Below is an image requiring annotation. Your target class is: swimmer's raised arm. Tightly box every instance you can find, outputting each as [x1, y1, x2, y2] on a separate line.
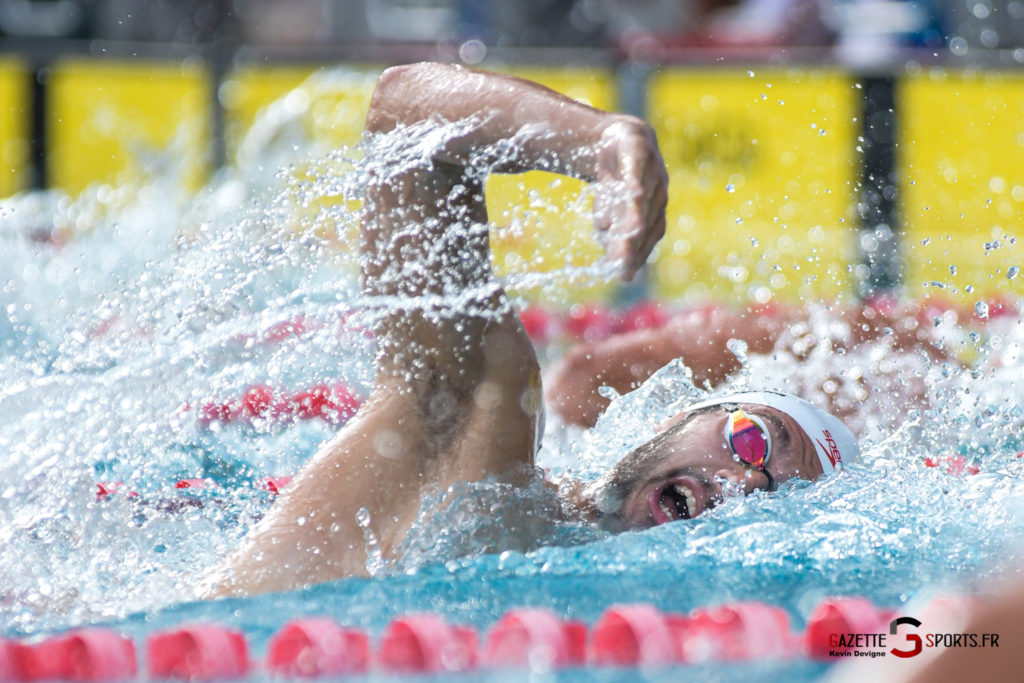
[360, 61, 667, 430]
[364, 62, 668, 280]
[198, 64, 668, 598]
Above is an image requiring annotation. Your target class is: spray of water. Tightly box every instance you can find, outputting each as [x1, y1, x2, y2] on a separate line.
[2, 66, 1024, 638]
[0, 67, 606, 632]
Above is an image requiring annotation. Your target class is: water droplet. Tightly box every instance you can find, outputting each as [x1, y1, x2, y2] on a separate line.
[950, 36, 969, 56]
[726, 183, 735, 193]
[921, 237, 931, 246]
[980, 29, 999, 48]
[1009, 266, 1020, 280]
[458, 38, 487, 64]
[356, 507, 385, 575]
[975, 301, 990, 319]
[736, 217, 743, 224]
[750, 236, 759, 247]
[726, 338, 749, 359]
[949, 265, 957, 275]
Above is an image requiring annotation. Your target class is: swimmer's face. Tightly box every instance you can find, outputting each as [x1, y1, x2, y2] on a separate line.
[598, 403, 824, 529]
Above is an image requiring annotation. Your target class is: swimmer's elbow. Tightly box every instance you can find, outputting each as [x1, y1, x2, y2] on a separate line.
[366, 62, 456, 134]
[365, 65, 408, 134]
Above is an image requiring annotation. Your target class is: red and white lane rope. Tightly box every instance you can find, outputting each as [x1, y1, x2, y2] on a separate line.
[0, 595, 979, 679]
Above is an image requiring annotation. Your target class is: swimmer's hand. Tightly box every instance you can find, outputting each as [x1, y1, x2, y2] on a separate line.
[593, 119, 668, 281]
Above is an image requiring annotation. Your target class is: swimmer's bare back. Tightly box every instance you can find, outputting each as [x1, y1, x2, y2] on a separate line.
[197, 62, 668, 597]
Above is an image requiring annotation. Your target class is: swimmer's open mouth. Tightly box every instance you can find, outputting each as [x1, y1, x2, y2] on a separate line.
[648, 477, 702, 524]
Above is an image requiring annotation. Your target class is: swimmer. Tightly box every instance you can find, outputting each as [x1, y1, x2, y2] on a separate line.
[547, 298, 954, 430]
[198, 62, 857, 598]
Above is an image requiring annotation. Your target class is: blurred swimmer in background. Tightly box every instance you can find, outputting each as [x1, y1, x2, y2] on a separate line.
[200, 62, 869, 598]
[546, 297, 954, 433]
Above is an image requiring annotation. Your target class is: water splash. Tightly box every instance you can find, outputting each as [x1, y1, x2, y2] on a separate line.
[3, 66, 1024, 647]
[0, 67, 640, 634]
[356, 507, 385, 576]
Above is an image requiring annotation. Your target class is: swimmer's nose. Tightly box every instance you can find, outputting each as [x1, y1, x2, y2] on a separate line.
[713, 468, 764, 495]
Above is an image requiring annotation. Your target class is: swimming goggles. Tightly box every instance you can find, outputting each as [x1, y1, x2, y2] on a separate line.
[723, 408, 776, 492]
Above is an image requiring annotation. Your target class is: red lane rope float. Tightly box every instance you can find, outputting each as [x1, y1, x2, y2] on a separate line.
[923, 455, 981, 476]
[516, 308, 556, 344]
[96, 478, 292, 502]
[260, 477, 292, 495]
[588, 603, 687, 667]
[9, 630, 136, 682]
[147, 626, 250, 680]
[194, 383, 362, 429]
[0, 596, 981, 680]
[94, 482, 138, 500]
[174, 479, 216, 490]
[266, 619, 368, 677]
[0, 642, 17, 682]
[563, 305, 615, 342]
[481, 609, 586, 669]
[682, 602, 796, 663]
[517, 301, 673, 345]
[375, 615, 477, 674]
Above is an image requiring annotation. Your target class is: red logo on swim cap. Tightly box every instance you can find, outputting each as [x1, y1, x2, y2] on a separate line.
[816, 429, 842, 467]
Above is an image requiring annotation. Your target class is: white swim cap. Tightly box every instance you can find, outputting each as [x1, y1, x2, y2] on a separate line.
[687, 390, 858, 475]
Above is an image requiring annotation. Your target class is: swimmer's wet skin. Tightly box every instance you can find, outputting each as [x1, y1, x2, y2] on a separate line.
[196, 63, 858, 599]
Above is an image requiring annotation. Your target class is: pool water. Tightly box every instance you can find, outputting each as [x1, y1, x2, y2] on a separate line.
[3, 72, 1024, 680]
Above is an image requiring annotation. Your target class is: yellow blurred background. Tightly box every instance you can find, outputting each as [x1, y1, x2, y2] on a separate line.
[900, 69, 1024, 303]
[2, 58, 1023, 306]
[0, 56, 29, 198]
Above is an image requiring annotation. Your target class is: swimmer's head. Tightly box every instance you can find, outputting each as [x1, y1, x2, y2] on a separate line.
[595, 391, 859, 529]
